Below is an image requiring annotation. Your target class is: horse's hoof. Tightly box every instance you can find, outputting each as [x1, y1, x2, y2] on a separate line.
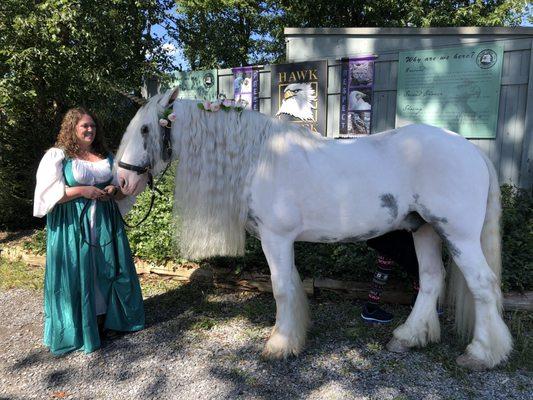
[456, 353, 488, 371]
[262, 331, 302, 359]
[386, 337, 411, 353]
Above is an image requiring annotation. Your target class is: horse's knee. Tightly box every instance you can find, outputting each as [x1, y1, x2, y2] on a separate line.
[462, 270, 499, 304]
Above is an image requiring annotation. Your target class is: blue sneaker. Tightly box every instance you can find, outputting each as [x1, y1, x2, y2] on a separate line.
[361, 303, 393, 323]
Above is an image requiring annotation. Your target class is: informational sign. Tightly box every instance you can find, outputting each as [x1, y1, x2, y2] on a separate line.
[170, 69, 218, 101]
[271, 60, 327, 135]
[232, 66, 260, 111]
[339, 56, 377, 137]
[396, 44, 503, 139]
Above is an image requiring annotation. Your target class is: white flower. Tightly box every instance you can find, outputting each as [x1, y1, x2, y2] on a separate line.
[159, 118, 169, 127]
[211, 103, 221, 112]
[236, 99, 248, 108]
[222, 99, 234, 107]
[202, 100, 211, 110]
[167, 113, 177, 121]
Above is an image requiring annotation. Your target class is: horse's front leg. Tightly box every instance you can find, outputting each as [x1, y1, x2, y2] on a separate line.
[260, 232, 310, 358]
[388, 224, 444, 352]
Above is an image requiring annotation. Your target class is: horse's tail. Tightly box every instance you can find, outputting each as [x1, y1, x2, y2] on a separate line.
[447, 149, 503, 340]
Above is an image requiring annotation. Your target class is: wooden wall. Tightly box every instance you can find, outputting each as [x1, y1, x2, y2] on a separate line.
[154, 31, 533, 188]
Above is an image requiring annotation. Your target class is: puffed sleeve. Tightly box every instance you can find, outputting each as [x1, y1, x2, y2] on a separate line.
[33, 148, 66, 218]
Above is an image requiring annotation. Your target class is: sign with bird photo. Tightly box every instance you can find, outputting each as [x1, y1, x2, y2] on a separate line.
[339, 56, 377, 137]
[170, 69, 218, 101]
[232, 66, 260, 111]
[271, 60, 327, 135]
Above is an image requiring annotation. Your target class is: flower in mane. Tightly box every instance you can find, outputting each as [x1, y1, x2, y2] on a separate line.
[197, 98, 248, 113]
[159, 107, 175, 128]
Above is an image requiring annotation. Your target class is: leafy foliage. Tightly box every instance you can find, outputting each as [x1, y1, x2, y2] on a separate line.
[170, 0, 281, 68]
[212, 237, 378, 283]
[125, 162, 179, 262]
[0, 0, 173, 229]
[500, 185, 533, 292]
[171, 0, 530, 68]
[22, 229, 47, 255]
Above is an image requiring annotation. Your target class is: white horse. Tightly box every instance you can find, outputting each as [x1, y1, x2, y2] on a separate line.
[116, 88, 512, 370]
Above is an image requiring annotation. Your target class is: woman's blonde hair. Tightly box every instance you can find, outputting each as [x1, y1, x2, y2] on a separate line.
[55, 108, 109, 158]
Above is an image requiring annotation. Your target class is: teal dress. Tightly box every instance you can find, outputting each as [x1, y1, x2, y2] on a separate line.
[43, 156, 144, 355]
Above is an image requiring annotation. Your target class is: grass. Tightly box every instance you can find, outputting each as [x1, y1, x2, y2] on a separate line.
[138, 273, 186, 297]
[0, 256, 44, 291]
[505, 311, 533, 372]
[191, 316, 217, 331]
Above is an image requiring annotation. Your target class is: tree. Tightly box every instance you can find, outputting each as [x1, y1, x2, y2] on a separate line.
[171, 0, 530, 68]
[0, 0, 173, 229]
[170, 0, 280, 69]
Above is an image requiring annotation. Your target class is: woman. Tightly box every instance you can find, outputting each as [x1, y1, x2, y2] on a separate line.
[33, 108, 144, 355]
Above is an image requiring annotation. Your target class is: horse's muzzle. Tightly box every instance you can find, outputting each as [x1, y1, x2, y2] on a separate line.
[118, 168, 149, 196]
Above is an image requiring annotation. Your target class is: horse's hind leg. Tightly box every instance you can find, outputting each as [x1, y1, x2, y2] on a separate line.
[449, 239, 512, 370]
[260, 232, 310, 358]
[387, 224, 444, 352]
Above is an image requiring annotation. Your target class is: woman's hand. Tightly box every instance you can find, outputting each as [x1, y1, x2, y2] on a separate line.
[80, 186, 107, 200]
[104, 184, 126, 200]
[104, 185, 118, 197]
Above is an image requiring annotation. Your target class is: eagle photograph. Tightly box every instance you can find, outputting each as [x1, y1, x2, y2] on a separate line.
[275, 82, 318, 131]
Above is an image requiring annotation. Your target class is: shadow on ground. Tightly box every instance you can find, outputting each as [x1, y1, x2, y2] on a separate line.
[3, 273, 531, 400]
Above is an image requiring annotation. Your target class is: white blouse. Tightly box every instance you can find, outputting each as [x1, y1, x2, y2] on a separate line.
[33, 148, 135, 217]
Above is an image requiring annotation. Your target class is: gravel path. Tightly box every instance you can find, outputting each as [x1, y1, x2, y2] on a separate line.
[1, 285, 531, 400]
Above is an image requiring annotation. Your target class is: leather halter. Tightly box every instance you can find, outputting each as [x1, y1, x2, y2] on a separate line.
[117, 160, 151, 175]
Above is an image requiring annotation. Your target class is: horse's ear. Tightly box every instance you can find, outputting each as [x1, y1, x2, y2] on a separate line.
[160, 87, 179, 107]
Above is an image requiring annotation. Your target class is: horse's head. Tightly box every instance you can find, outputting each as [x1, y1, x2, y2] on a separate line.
[117, 87, 179, 195]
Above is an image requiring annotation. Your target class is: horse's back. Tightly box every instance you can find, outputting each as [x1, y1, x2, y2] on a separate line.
[383, 124, 488, 184]
[249, 122, 490, 241]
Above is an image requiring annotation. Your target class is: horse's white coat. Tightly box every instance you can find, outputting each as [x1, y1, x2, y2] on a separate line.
[117, 89, 512, 369]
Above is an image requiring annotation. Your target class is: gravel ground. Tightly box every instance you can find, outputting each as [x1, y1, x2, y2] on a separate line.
[1, 284, 532, 400]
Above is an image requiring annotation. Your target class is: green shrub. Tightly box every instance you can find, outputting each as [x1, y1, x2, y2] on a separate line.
[125, 163, 179, 263]
[22, 229, 47, 255]
[500, 185, 533, 292]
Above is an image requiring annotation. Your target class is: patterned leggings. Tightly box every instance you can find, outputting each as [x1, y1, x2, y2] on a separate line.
[366, 230, 419, 305]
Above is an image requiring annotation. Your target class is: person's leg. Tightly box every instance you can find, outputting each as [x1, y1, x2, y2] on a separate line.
[361, 253, 395, 323]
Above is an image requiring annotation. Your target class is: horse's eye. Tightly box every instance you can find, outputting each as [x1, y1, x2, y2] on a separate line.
[141, 125, 149, 136]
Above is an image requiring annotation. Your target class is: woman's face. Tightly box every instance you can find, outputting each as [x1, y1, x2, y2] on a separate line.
[75, 114, 96, 148]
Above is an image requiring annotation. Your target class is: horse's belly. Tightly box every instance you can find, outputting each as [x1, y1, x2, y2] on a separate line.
[295, 207, 395, 243]
[295, 227, 389, 243]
